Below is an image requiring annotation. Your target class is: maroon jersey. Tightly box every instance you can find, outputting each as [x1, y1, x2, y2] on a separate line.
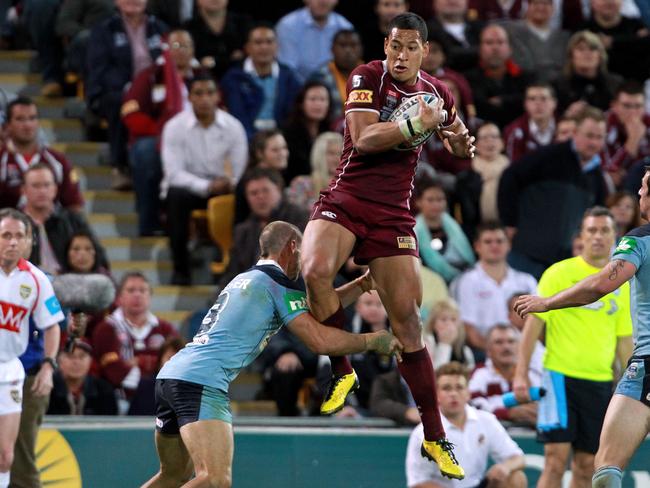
[602, 110, 650, 172]
[93, 308, 178, 387]
[323, 60, 457, 212]
[0, 145, 84, 209]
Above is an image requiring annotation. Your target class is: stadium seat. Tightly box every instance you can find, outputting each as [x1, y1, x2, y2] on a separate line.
[206, 194, 235, 275]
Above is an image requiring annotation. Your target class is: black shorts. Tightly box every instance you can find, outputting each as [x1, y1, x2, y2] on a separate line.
[154, 379, 232, 435]
[537, 375, 612, 454]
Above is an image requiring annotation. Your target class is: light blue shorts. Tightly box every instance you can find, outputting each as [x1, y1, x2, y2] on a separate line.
[615, 357, 650, 408]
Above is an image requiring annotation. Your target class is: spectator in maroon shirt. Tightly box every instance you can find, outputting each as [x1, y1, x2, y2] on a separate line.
[0, 97, 84, 211]
[602, 82, 650, 186]
[504, 83, 558, 163]
[92, 272, 178, 410]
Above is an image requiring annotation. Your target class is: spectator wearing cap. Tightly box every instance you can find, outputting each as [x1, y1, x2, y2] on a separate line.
[161, 73, 248, 285]
[505, 0, 570, 83]
[0, 97, 83, 211]
[465, 24, 532, 129]
[121, 29, 203, 236]
[275, 0, 353, 81]
[504, 83, 558, 163]
[221, 23, 302, 139]
[47, 340, 118, 415]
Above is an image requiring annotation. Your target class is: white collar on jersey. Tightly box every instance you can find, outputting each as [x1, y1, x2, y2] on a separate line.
[256, 259, 284, 272]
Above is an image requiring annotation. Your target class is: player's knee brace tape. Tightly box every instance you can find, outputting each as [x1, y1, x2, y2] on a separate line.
[592, 466, 623, 488]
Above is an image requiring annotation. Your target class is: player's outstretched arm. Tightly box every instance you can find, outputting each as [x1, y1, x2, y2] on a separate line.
[349, 97, 446, 154]
[441, 117, 476, 159]
[287, 313, 403, 360]
[514, 259, 637, 316]
[334, 270, 374, 308]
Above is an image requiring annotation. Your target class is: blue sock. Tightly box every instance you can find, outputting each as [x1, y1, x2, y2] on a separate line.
[592, 466, 623, 488]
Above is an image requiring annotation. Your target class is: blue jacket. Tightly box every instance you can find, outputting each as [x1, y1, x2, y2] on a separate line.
[220, 60, 302, 138]
[86, 13, 167, 112]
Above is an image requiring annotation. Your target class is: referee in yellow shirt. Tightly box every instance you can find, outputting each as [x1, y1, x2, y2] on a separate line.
[513, 207, 633, 488]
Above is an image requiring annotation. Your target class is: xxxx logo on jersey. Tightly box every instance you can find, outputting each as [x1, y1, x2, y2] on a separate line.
[0, 301, 27, 333]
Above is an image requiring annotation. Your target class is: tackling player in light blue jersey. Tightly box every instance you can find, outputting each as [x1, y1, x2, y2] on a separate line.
[142, 221, 403, 488]
[514, 167, 650, 488]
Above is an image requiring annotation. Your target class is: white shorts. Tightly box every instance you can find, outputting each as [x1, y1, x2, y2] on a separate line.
[0, 357, 25, 415]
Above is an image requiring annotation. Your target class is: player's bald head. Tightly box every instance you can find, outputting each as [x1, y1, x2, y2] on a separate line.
[259, 221, 303, 258]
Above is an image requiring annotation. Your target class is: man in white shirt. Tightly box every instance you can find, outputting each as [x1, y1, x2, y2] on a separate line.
[406, 361, 526, 488]
[161, 73, 248, 285]
[0, 208, 63, 488]
[452, 222, 537, 353]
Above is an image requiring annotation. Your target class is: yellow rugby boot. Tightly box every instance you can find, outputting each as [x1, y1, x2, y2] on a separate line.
[421, 438, 465, 480]
[319, 371, 359, 415]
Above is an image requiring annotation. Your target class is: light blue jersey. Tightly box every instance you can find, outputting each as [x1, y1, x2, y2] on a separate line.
[612, 224, 650, 356]
[158, 263, 308, 392]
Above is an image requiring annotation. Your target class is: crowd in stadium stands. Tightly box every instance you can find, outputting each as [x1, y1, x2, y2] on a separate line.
[0, 0, 648, 481]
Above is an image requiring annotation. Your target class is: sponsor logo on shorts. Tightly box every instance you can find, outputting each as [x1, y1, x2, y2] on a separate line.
[19, 285, 31, 299]
[397, 236, 416, 250]
[321, 211, 337, 220]
[614, 236, 637, 255]
[626, 363, 639, 379]
[347, 90, 373, 104]
[646, 392, 650, 402]
[155, 417, 164, 428]
[352, 75, 363, 88]
[10, 389, 21, 404]
[284, 292, 308, 313]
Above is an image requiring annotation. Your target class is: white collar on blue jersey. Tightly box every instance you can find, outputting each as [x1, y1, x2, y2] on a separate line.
[256, 259, 284, 272]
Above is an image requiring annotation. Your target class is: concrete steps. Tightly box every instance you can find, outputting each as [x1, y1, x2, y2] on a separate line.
[100, 236, 169, 262]
[84, 190, 134, 214]
[51, 142, 107, 168]
[0, 54, 219, 314]
[40, 118, 85, 142]
[150, 285, 214, 312]
[0, 50, 35, 74]
[111, 259, 173, 286]
[89, 213, 139, 238]
[77, 165, 112, 192]
[0, 73, 42, 96]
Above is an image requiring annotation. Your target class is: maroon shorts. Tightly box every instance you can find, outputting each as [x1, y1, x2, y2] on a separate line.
[310, 190, 419, 265]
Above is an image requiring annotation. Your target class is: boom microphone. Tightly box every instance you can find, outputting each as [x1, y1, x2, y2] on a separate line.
[52, 273, 116, 313]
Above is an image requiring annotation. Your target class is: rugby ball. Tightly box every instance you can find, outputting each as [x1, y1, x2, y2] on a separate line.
[388, 94, 447, 151]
